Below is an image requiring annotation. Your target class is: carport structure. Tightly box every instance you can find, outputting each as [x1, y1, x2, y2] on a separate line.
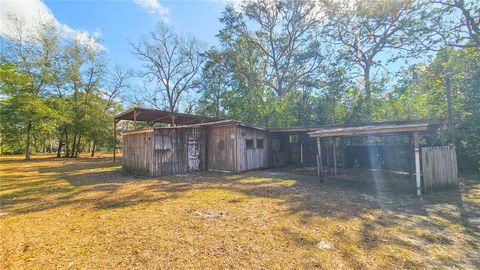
[308, 122, 452, 196]
[113, 108, 221, 161]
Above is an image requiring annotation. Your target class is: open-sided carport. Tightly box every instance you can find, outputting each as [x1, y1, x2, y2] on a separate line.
[308, 122, 458, 196]
[113, 107, 221, 162]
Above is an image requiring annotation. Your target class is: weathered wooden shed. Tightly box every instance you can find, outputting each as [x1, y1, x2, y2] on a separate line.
[117, 108, 269, 176]
[206, 120, 269, 173]
[122, 127, 207, 176]
[116, 108, 458, 196]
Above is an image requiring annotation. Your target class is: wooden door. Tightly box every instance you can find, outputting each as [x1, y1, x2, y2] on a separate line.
[188, 137, 200, 171]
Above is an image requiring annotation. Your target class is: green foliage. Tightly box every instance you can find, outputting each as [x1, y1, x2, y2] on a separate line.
[384, 47, 480, 171]
[0, 17, 123, 158]
[0, 64, 56, 155]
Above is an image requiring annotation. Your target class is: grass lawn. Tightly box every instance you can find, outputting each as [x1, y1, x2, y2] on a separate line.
[1, 153, 479, 269]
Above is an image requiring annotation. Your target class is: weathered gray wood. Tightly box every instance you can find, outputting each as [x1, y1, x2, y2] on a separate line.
[235, 126, 269, 172]
[122, 131, 153, 176]
[309, 123, 429, 138]
[316, 137, 324, 182]
[207, 125, 236, 172]
[133, 109, 137, 129]
[333, 137, 337, 176]
[113, 120, 117, 162]
[268, 131, 273, 168]
[123, 127, 207, 177]
[300, 142, 303, 164]
[325, 139, 330, 175]
[413, 131, 422, 196]
[421, 145, 459, 194]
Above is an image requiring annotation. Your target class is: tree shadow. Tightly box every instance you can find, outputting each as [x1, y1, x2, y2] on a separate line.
[2, 156, 479, 268]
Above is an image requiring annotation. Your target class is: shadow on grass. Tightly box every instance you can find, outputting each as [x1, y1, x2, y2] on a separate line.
[2, 156, 479, 268]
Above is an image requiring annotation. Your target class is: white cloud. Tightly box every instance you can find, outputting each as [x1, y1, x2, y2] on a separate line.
[133, 0, 169, 16]
[0, 0, 105, 51]
[72, 30, 104, 52]
[222, 0, 243, 9]
[0, 0, 53, 35]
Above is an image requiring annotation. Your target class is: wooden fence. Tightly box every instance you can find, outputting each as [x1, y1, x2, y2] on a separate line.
[421, 145, 459, 194]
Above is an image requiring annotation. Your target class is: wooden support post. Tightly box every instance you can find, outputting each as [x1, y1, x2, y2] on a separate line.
[113, 120, 117, 162]
[408, 134, 414, 179]
[325, 138, 330, 175]
[413, 131, 421, 196]
[268, 132, 272, 169]
[300, 140, 304, 165]
[333, 137, 337, 176]
[316, 137, 324, 182]
[133, 109, 137, 130]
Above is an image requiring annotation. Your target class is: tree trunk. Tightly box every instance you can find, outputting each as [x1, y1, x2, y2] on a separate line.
[0, 132, 3, 156]
[57, 139, 63, 158]
[363, 64, 372, 121]
[57, 126, 66, 158]
[65, 129, 70, 158]
[25, 122, 32, 160]
[87, 140, 91, 153]
[75, 134, 82, 158]
[91, 141, 96, 157]
[70, 133, 77, 158]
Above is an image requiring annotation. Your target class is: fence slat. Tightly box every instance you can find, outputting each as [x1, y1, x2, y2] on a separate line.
[421, 145, 458, 194]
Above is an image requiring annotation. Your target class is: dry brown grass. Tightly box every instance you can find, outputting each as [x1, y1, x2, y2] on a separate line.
[1, 153, 479, 269]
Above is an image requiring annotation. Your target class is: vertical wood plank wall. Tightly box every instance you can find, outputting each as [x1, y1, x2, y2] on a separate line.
[124, 125, 270, 176]
[207, 125, 236, 172]
[151, 128, 206, 177]
[235, 127, 270, 172]
[421, 145, 459, 194]
[123, 128, 206, 177]
[122, 131, 154, 176]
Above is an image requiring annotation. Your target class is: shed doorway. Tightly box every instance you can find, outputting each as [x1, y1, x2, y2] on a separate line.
[188, 137, 200, 171]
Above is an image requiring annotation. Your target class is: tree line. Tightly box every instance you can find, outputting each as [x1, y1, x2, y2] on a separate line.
[0, 15, 130, 159]
[1, 0, 479, 171]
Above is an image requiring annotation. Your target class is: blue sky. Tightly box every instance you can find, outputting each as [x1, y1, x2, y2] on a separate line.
[44, 0, 228, 71]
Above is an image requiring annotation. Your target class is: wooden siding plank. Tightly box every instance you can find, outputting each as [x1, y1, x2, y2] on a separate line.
[421, 145, 459, 194]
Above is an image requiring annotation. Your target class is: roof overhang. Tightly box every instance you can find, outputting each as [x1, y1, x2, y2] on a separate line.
[115, 107, 221, 125]
[308, 123, 431, 138]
